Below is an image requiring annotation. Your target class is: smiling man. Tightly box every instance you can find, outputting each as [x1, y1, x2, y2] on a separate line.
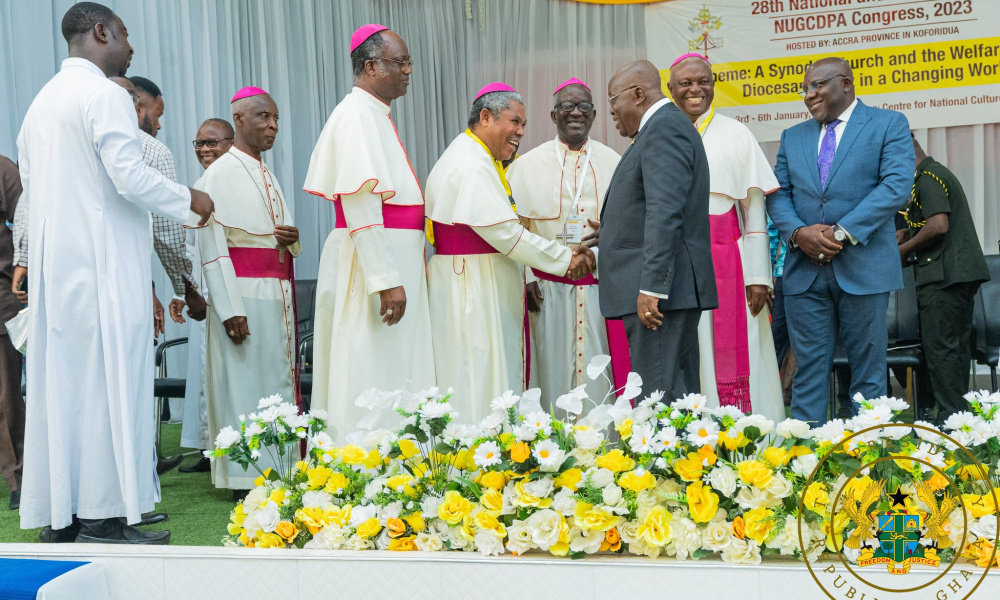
[303, 24, 434, 442]
[194, 87, 301, 494]
[507, 78, 624, 410]
[666, 54, 784, 423]
[425, 83, 596, 422]
[766, 57, 913, 424]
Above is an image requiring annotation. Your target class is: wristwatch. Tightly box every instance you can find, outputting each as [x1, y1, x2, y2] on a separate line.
[833, 225, 848, 242]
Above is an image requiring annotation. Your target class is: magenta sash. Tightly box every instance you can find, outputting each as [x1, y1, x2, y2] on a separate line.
[709, 207, 751, 412]
[229, 247, 292, 280]
[530, 268, 633, 398]
[430, 223, 499, 255]
[334, 201, 425, 231]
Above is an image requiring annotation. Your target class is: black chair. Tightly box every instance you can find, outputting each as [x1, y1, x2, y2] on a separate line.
[972, 255, 1000, 391]
[830, 266, 923, 416]
[294, 279, 318, 407]
[154, 337, 188, 464]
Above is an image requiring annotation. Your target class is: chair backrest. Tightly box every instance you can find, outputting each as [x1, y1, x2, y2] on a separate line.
[295, 278, 318, 336]
[977, 255, 1000, 352]
[893, 266, 920, 342]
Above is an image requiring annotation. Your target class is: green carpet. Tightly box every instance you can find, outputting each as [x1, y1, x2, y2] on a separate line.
[0, 423, 234, 546]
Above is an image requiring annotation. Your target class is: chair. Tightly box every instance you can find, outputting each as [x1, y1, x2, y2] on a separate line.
[972, 255, 1000, 391]
[294, 279, 318, 406]
[154, 337, 188, 464]
[830, 266, 924, 416]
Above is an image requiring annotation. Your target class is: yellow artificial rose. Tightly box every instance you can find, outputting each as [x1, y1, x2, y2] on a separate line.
[275, 520, 299, 542]
[404, 512, 426, 532]
[438, 490, 474, 525]
[474, 510, 507, 538]
[363, 449, 383, 470]
[385, 473, 414, 492]
[804, 482, 830, 515]
[617, 419, 633, 440]
[697, 445, 718, 467]
[574, 502, 620, 532]
[256, 532, 286, 548]
[737, 460, 773, 488]
[549, 519, 572, 556]
[823, 511, 850, 552]
[324, 472, 350, 494]
[963, 493, 998, 518]
[510, 441, 531, 464]
[452, 450, 472, 471]
[600, 527, 622, 552]
[478, 470, 508, 491]
[743, 507, 775, 544]
[638, 505, 672, 547]
[399, 439, 420, 459]
[927, 471, 950, 491]
[356, 517, 383, 539]
[268, 488, 286, 505]
[513, 480, 553, 508]
[685, 480, 720, 524]
[388, 535, 418, 551]
[762, 446, 792, 468]
[596, 449, 636, 473]
[619, 469, 656, 492]
[959, 464, 990, 481]
[230, 503, 247, 527]
[330, 504, 352, 526]
[554, 468, 583, 491]
[306, 466, 333, 490]
[295, 460, 310, 473]
[672, 453, 705, 482]
[386, 516, 407, 538]
[340, 445, 367, 465]
[790, 445, 813, 457]
[295, 507, 333, 534]
[718, 428, 750, 451]
[480, 488, 504, 516]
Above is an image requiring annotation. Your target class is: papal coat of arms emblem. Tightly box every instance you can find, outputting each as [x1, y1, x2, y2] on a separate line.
[687, 5, 723, 58]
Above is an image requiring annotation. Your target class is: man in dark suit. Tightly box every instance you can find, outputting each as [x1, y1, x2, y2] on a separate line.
[767, 57, 913, 424]
[0, 155, 25, 512]
[599, 61, 717, 400]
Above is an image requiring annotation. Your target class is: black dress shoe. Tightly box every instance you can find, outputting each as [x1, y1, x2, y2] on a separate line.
[76, 518, 171, 545]
[179, 456, 211, 473]
[9, 489, 19, 511]
[156, 454, 184, 476]
[39, 519, 82, 543]
[232, 489, 250, 502]
[127, 512, 169, 527]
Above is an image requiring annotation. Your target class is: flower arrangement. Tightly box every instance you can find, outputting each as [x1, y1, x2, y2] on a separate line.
[210, 357, 1000, 567]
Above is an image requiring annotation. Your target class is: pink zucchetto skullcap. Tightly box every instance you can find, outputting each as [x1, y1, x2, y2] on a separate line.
[474, 82, 517, 101]
[231, 86, 268, 103]
[553, 78, 591, 94]
[670, 53, 711, 68]
[350, 23, 390, 53]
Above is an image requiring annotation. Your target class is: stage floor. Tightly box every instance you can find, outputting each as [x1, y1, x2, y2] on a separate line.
[0, 543, 996, 600]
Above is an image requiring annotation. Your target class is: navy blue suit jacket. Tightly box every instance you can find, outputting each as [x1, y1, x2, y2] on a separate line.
[766, 100, 914, 296]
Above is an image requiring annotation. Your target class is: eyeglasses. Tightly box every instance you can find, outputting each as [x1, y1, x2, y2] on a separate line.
[554, 101, 595, 114]
[798, 74, 846, 96]
[379, 56, 414, 69]
[607, 85, 639, 105]
[192, 138, 233, 149]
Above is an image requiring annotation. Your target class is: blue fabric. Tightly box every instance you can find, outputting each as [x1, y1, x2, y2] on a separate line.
[767, 216, 784, 278]
[817, 118, 840, 190]
[767, 100, 915, 297]
[0, 558, 88, 600]
[784, 266, 889, 425]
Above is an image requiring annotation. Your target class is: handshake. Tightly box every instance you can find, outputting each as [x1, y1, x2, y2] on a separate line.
[565, 245, 597, 280]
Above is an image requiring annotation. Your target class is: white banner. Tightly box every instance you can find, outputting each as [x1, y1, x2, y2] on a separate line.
[646, 0, 1000, 141]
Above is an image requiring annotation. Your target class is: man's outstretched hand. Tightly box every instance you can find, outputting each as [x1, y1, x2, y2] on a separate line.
[565, 245, 596, 280]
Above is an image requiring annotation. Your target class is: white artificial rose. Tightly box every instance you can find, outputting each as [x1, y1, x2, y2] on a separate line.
[617, 519, 641, 545]
[475, 529, 506, 556]
[523, 477, 555, 500]
[575, 427, 604, 451]
[602, 484, 623, 507]
[766, 472, 794, 499]
[970, 515, 998, 541]
[420, 495, 443, 516]
[506, 521, 535, 555]
[587, 467, 615, 489]
[721, 538, 762, 565]
[446, 524, 473, 550]
[569, 526, 604, 554]
[735, 486, 781, 510]
[301, 490, 333, 509]
[255, 501, 281, 533]
[735, 414, 774, 436]
[344, 534, 375, 551]
[349, 504, 377, 528]
[526, 509, 563, 550]
[375, 529, 391, 550]
[790, 454, 820, 479]
[669, 517, 701, 560]
[551, 487, 577, 515]
[635, 490, 659, 521]
[701, 520, 733, 552]
[570, 448, 597, 470]
[771, 516, 801, 556]
[304, 525, 348, 550]
[363, 429, 392, 450]
[244, 486, 268, 509]
[415, 532, 444, 552]
[776, 418, 811, 439]
[707, 466, 738, 497]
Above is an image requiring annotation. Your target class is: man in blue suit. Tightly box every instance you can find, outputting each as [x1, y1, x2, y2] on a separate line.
[767, 57, 913, 424]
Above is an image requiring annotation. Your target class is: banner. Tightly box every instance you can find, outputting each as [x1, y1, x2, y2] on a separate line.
[646, 1, 1000, 142]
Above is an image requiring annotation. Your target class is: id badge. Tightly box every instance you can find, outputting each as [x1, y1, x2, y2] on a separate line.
[565, 218, 584, 244]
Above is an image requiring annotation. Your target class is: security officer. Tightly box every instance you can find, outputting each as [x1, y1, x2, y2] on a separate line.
[897, 133, 989, 423]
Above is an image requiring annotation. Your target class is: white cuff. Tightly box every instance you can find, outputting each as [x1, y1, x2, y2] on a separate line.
[640, 289, 669, 300]
[172, 295, 185, 303]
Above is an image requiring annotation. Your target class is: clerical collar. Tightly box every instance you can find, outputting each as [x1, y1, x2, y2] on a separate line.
[353, 86, 392, 116]
[230, 145, 267, 166]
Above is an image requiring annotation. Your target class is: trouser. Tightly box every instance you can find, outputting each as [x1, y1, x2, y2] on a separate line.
[916, 281, 978, 420]
[785, 267, 889, 425]
[622, 306, 702, 402]
[0, 333, 24, 491]
[771, 276, 790, 366]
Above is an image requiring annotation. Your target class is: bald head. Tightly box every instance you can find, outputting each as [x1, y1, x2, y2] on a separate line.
[802, 56, 855, 124]
[232, 93, 279, 159]
[607, 60, 666, 139]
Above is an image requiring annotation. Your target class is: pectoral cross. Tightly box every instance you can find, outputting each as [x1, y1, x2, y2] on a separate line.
[279, 248, 285, 263]
[556, 228, 573, 245]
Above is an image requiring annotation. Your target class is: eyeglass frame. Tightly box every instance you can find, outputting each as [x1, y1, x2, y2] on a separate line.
[798, 74, 847, 97]
[607, 85, 639, 106]
[378, 56, 414, 69]
[553, 101, 595, 114]
[191, 138, 234, 149]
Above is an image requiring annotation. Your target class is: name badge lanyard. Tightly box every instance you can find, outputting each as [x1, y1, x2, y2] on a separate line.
[554, 138, 592, 244]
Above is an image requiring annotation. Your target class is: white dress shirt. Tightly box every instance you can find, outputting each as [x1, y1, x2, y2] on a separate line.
[638, 97, 675, 301]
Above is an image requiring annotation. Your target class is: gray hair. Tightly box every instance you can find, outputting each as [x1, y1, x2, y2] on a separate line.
[467, 91, 524, 129]
[351, 32, 385, 78]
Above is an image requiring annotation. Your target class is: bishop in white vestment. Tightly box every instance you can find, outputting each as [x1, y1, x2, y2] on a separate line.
[304, 25, 434, 442]
[195, 88, 301, 490]
[425, 84, 594, 424]
[17, 56, 194, 531]
[507, 78, 624, 411]
[668, 54, 783, 422]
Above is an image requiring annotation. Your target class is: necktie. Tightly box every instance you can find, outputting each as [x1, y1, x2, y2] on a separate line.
[817, 118, 840, 189]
